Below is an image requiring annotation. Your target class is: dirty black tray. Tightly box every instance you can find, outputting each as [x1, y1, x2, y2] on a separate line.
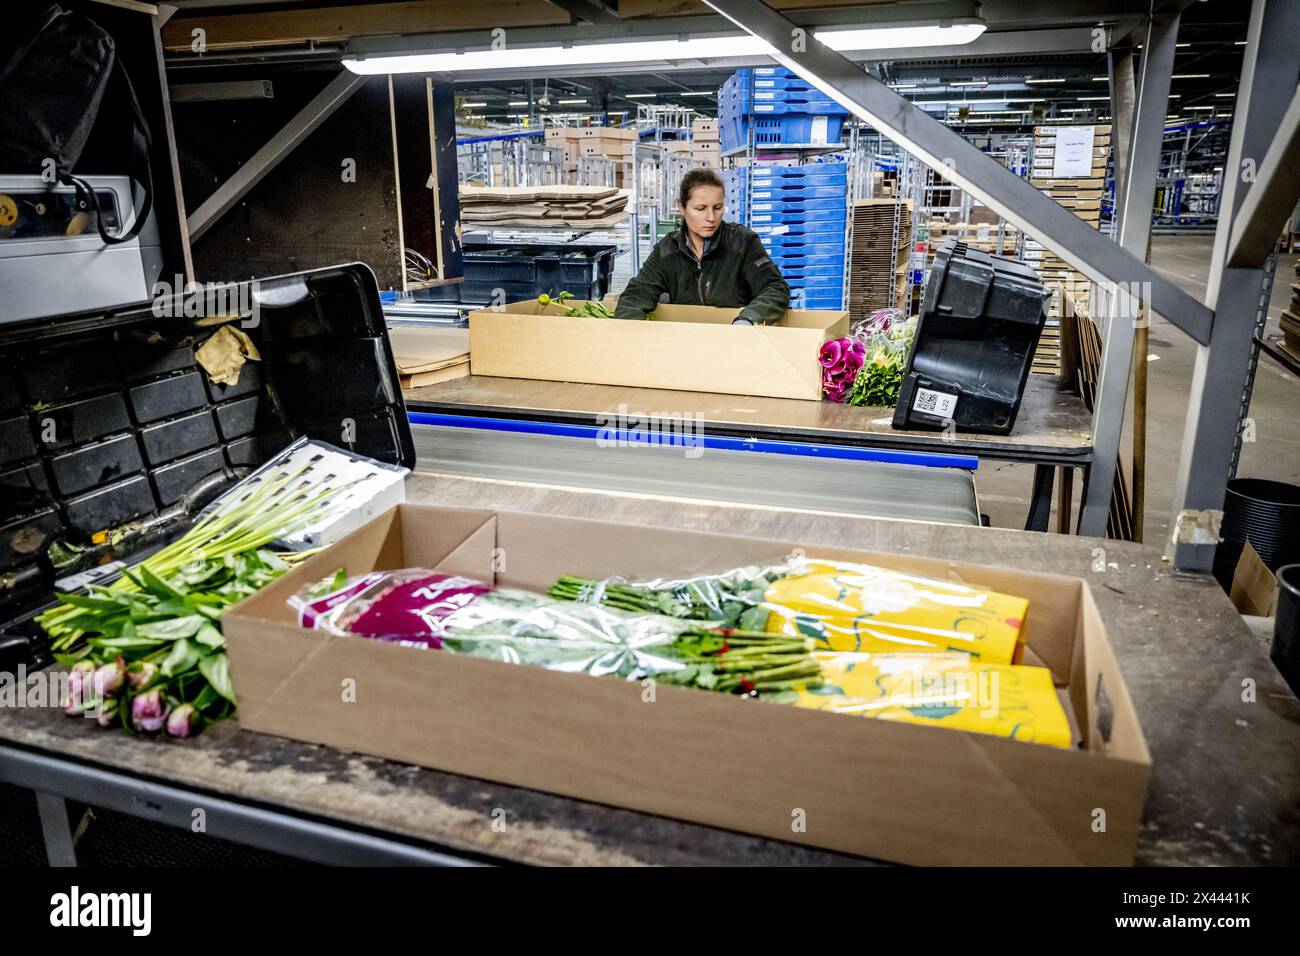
[0, 262, 413, 673]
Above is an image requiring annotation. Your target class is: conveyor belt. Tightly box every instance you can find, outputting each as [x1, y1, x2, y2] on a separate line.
[412, 424, 981, 526]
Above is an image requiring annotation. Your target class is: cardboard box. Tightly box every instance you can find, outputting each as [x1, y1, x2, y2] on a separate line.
[581, 126, 636, 141]
[223, 504, 1153, 866]
[693, 118, 719, 138]
[580, 139, 632, 158]
[468, 299, 848, 400]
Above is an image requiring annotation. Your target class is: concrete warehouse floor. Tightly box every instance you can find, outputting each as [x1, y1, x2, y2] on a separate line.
[977, 235, 1300, 543]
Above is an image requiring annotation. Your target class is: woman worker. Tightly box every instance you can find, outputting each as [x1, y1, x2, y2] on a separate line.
[614, 169, 790, 325]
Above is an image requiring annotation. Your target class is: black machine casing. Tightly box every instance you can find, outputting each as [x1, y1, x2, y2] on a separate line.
[893, 239, 1051, 435]
[0, 262, 414, 674]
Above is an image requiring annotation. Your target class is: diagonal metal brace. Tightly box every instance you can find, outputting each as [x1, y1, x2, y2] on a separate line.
[187, 71, 366, 243]
[1226, 84, 1300, 268]
[702, 0, 1216, 344]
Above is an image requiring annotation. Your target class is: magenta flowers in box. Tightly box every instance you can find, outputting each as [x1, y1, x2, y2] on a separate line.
[820, 337, 865, 403]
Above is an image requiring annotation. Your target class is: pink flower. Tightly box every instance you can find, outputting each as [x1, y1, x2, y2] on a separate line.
[131, 690, 169, 733]
[819, 339, 844, 368]
[166, 704, 199, 739]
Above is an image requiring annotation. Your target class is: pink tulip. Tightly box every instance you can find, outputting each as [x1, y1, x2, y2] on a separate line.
[166, 704, 199, 739]
[131, 690, 169, 733]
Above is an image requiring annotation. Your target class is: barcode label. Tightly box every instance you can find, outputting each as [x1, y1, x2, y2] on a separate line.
[913, 388, 958, 418]
[810, 116, 829, 144]
[56, 559, 125, 593]
[752, 203, 773, 211]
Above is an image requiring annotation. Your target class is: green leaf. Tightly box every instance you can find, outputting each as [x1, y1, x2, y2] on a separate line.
[53, 649, 92, 666]
[56, 592, 129, 612]
[140, 565, 187, 599]
[161, 638, 202, 678]
[199, 653, 237, 704]
[738, 605, 771, 632]
[196, 604, 225, 621]
[193, 683, 223, 712]
[89, 636, 167, 650]
[194, 623, 225, 649]
[136, 615, 205, 640]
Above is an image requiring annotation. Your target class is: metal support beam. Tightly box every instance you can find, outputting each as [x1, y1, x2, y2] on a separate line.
[1226, 86, 1300, 267]
[1078, 14, 1179, 538]
[35, 791, 78, 867]
[1168, 0, 1300, 570]
[1108, 45, 1137, 238]
[187, 71, 365, 243]
[700, 0, 1215, 344]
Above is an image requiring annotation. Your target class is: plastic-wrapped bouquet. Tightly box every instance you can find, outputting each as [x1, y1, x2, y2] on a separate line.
[845, 308, 918, 408]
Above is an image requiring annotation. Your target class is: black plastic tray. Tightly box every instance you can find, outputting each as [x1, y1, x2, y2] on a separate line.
[0, 262, 413, 672]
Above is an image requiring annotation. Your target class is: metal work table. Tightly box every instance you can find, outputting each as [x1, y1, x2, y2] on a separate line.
[2, 475, 1296, 866]
[405, 374, 1094, 532]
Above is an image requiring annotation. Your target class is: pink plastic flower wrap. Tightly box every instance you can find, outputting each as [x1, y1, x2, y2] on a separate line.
[820, 337, 865, 403]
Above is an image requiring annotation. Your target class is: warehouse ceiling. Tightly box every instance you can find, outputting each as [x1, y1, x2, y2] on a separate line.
[157, 0, 1251, 129]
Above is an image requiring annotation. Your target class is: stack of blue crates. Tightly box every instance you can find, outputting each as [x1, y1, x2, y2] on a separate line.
[718, 67, 849, 152]
[727, 163, 848, 310]
[717, 67, 849, 310]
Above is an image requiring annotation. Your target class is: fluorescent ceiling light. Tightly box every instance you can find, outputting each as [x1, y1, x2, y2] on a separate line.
[1216, 113, 1232, 118]
[344, 21, 984, 74]
[1092, 76, 1108, 81]
[680, 91, 714, 97]
[1187, 106, 1214, 111]
[1235, 40, 1248, 45]
[1176, 43, 1190, 48]
[625, 93, 657, 99]
[1078, 96, 1109, 101]
[508, 100, 528, 106]
[1214, 93, 1235, 98]
[460, 101, 487, 107]
[950, 81, 987, 87]
[816, 22, 986, 51]
[1173, 73, 1210, 79]
[559, 98, 587, 104]
[1004, 97, 1046, 103]
[1025, 78, 1066, 84]
[1060, 108, 1092, 112]
[889, 84, 919, 90]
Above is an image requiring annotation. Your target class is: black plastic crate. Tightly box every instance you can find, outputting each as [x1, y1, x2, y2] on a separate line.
[893, 240, 1050, 435]
[0, 263, 414, 676]
[419, 239, 619, 304]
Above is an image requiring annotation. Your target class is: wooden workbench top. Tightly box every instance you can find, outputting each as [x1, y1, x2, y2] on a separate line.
[3, 475, 1295, 865]
[405, 374, 1095, 461]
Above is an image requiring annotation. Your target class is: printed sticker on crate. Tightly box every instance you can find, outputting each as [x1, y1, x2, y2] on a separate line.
[913, 387, 958, 419]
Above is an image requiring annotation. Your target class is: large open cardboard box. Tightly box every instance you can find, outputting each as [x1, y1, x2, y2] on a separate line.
[468, 300, 849, 400]
[223, 505, 1152, 866]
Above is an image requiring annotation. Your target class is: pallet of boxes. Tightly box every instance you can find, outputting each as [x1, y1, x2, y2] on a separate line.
[691, 118, 720, 169]
[545, 126, 637, 186]
[1023, 124, 1111, 375]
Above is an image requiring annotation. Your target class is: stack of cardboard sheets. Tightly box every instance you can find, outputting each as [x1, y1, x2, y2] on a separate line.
[388, 327, 470, 389]
[1282, 260, 1300, 363]
[459, 185, 629, 229]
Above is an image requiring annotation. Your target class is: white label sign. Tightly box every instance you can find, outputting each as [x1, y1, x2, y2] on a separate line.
[1051, 126, 1096, 178]
[810, 115, 829, 145]
[913, 387, 958, 419]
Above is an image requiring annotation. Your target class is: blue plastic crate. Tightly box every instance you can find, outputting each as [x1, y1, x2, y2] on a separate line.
[762, 238, 847, 255]
[772, 263, 844, 278]
[769, 252, 845, 269]
[750, 206, 847, 223]
[784, 275, 844, 290]
[721, 114, 847, 151]
[748, 170, 848, 188]
[748, 201, 847, 218]
[754, 221, 846, 239]
[747, 184, 846, 201]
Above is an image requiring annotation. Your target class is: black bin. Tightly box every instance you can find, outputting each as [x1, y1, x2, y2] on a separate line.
[417, 237, 619, 305]
[893, 240, 1050, 435]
